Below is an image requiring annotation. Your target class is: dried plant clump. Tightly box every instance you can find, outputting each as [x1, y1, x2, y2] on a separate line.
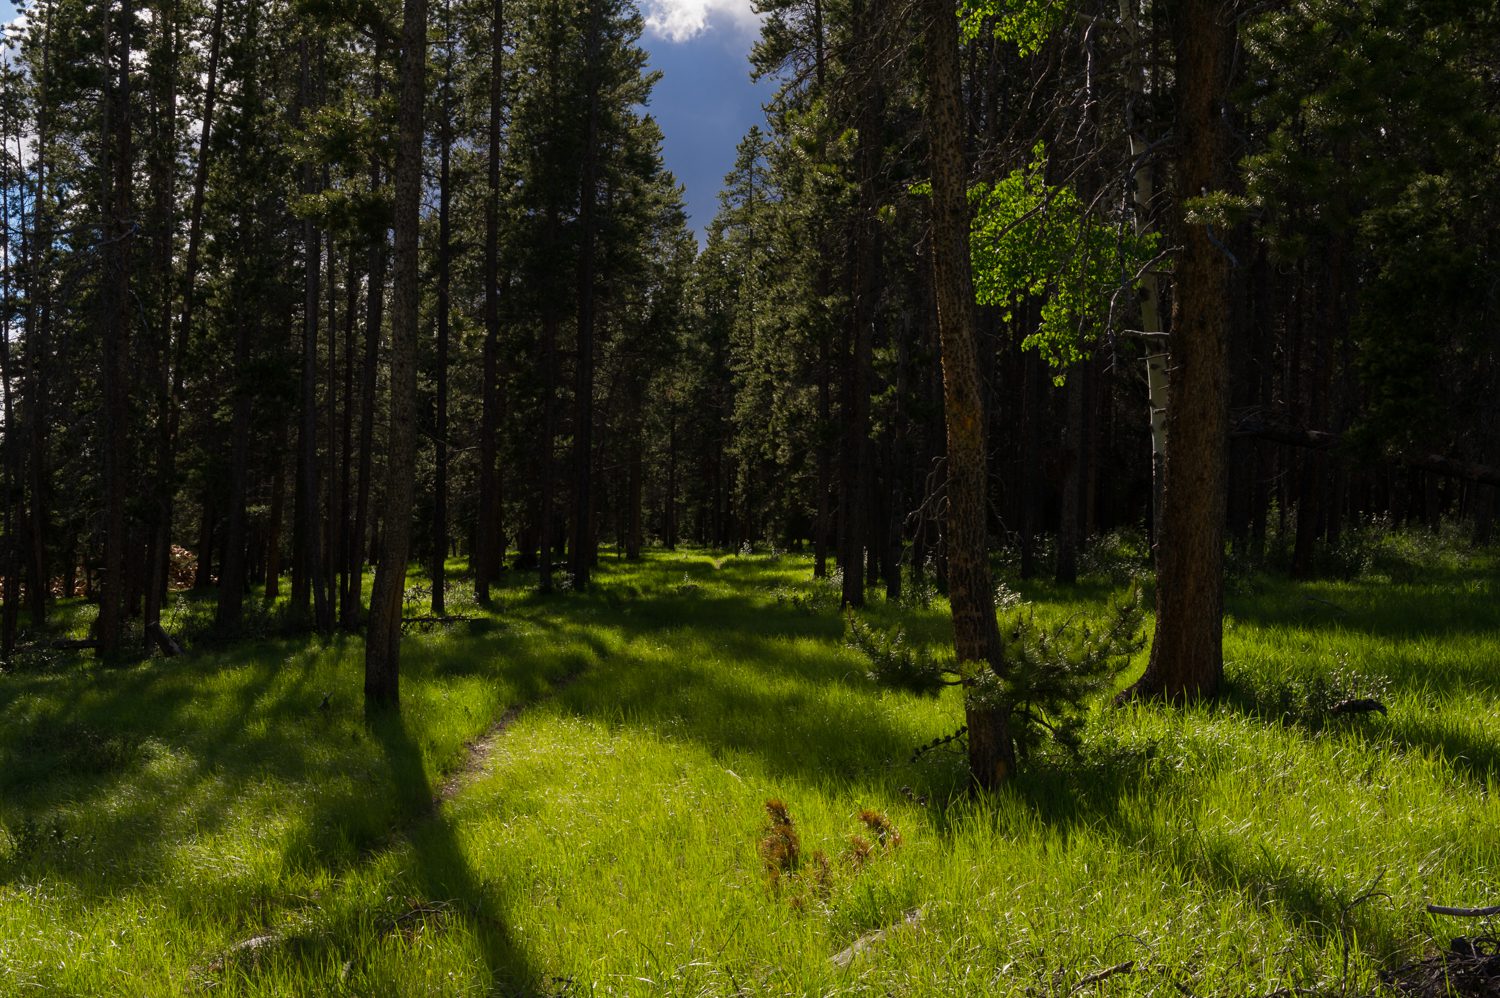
[858, 809, 901, 850]
[758, 799, 801, 888]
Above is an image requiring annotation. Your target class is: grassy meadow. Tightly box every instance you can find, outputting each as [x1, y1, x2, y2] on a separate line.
[1, 537, 1497, 996]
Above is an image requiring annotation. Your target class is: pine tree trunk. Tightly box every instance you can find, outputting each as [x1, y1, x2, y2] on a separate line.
[149, 0, 225, 637]
[98, 0, 135, 660]
[296, 36, 331, 633]
[24, 2, 56, 632]
[348, 156, 386, 627]
[1122, 0, 1233, 702]
[474, 0, 506, 602]
[570, 0, 603, 590]
[365, 0, 425, 716]
[840, 7, 882, 607]
[432, 17, 453, 617]
[920, 0, 1014, 789]
[1055, 369, 1085, 585]
[215, 307, 255, 631]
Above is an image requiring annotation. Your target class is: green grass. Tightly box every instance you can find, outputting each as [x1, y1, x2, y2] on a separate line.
[1, 546, 1498, 995]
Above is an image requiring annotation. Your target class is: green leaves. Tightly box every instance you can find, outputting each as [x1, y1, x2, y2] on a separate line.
[960, 0, 1068, 56]
[968, 144, 1156, 377]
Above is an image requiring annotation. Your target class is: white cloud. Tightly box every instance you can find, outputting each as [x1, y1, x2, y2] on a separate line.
[643, 0, 760, 43]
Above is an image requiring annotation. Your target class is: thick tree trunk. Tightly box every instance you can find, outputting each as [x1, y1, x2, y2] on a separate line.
[920, 0, 1014, 789]
[365, 0, 425, 716]
[98, 0, 135, 660]
[1123, 0, 1233, 702]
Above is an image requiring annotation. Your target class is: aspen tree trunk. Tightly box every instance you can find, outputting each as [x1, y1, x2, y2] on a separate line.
[920, 0, 1014, 789]
[1117, 0, 1168, 533]
[365, 0, 425, 715]
[1123, 0, 1233, 701]
[475, 0, 506, 602]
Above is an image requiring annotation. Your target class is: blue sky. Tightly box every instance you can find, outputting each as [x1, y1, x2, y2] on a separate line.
[641, 19, 770, 237]
[0, 0, 767, 239]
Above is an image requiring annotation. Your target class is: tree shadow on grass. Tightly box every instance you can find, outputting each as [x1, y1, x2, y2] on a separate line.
[365, 713, 542, 997]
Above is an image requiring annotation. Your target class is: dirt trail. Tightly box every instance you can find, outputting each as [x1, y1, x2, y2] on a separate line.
[435, 666, 588, 804]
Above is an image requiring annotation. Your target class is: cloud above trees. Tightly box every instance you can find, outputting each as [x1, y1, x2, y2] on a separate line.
[642, 0, 760, 42]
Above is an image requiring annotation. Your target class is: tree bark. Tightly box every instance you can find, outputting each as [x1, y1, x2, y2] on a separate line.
[98, 0, 136, 660]
[347, 97, 387, 628]
[569, 0, 604, 590]
[365, 0, 425, 716]
[474, 0, 506, 602]
[432, 8, 453, 616]
[920, 0, 1014, 789]
[1122, 0, 1233, 702]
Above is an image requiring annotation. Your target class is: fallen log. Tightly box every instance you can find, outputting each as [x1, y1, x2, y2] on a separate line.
[50, 638, 99, 651]
[1427, 903, 1500, 918]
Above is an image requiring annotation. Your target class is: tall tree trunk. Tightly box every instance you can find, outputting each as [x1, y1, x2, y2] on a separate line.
[149, 0, 226, 640]
[0, 107, 21, 656]
[1122, 0, 1233, 702]
[570, 0, 604, 590]
[1055, 369, 1085, 584]
[25, 2, 56, 631]
[365, 0, 425, 715]
[339, 246, 358, 619]
[474, 0, 506, 602]
[325, 234, 343, 621]
[431, 1, 453, 616]
[215, 308, 255, 631]
[920, 0, 1014, 789]
[295, 35, 331, 633]
[142, 0, 180, 652]
[1118, 0, 1168, 539]
[840, 1, 883, 607]
[347, 110, 387, 628]
[98, 0, 136, 660]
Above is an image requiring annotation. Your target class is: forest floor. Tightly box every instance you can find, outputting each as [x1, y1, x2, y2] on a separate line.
[1, 537, 1498, 996]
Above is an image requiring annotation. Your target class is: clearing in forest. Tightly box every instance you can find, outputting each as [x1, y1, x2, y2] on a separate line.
[1, 545, 1498, 996]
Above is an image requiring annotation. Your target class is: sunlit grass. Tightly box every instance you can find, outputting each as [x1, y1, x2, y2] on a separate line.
[1, 543, 1497, 995]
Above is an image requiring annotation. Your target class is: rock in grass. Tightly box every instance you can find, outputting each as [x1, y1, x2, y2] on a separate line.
[830, 908, 922, 968]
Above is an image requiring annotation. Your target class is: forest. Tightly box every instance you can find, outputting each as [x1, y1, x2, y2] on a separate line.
[0, 0, 1498, 993]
